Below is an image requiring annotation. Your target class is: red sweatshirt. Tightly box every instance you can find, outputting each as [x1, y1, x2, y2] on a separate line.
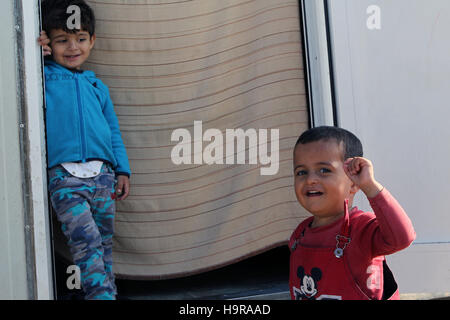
[289, 188, 416, 299]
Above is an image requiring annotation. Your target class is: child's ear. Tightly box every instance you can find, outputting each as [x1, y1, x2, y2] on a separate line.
[89, 34, 96, 48]
[349, 181, 360, 195]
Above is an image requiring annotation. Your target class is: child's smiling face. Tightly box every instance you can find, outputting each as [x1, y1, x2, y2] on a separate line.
[49, 28, 96, 70]
[293, 139, 358, 227]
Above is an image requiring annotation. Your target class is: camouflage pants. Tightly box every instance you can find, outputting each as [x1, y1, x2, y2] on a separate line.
[48, 164, 117, 300]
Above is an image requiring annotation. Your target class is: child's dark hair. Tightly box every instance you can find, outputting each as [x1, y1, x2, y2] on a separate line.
[295, 126, 363, 160]
[41, 0, 95, 36]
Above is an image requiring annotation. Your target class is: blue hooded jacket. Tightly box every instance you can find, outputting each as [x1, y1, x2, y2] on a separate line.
[44, 60, 131, 176]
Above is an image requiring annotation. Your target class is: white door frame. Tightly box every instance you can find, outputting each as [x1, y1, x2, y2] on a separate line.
[19, 0, 54, 300]
[300, 0, 335, 127]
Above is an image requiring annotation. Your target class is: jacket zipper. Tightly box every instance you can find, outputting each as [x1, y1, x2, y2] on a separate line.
[75, 74, 87, 162]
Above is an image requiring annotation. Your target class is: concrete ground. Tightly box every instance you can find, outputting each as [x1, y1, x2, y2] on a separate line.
[115, 246, 290, 300]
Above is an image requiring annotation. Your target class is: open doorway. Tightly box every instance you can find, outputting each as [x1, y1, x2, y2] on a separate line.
[44, 0, 312, 300]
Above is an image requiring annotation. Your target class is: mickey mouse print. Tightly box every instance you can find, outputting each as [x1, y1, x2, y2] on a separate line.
[292, 266, 342, 300]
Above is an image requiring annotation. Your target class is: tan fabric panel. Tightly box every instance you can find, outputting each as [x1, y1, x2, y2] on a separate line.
[85, 0, 310, 279]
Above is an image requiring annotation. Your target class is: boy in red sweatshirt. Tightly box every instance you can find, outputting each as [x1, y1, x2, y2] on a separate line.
[289, 126, 415, 300]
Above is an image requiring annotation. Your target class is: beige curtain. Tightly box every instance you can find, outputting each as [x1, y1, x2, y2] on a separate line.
[85, 0, 310, 279]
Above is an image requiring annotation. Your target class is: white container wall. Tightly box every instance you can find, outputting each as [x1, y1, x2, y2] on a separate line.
[0, 0, 53, 300]
[327, 0, 450, 296]
[0, 0, 29, 300]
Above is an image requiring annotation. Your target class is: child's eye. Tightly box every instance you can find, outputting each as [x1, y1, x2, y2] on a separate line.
[319, 168, 331, 174]
[56, 39, 67, 43]
[296, 170, 307, 177]
[79, 38, 87, 42]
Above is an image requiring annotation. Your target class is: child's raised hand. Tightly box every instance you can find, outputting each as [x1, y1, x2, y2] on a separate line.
[38, 31, 52, 56]
[344, 157, 383, 198]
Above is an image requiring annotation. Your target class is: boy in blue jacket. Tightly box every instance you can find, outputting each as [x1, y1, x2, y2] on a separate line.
[38, 0, 130, 300]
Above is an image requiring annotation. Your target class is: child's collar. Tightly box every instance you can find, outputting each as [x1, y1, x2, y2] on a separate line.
[44, 59, 95, 78]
